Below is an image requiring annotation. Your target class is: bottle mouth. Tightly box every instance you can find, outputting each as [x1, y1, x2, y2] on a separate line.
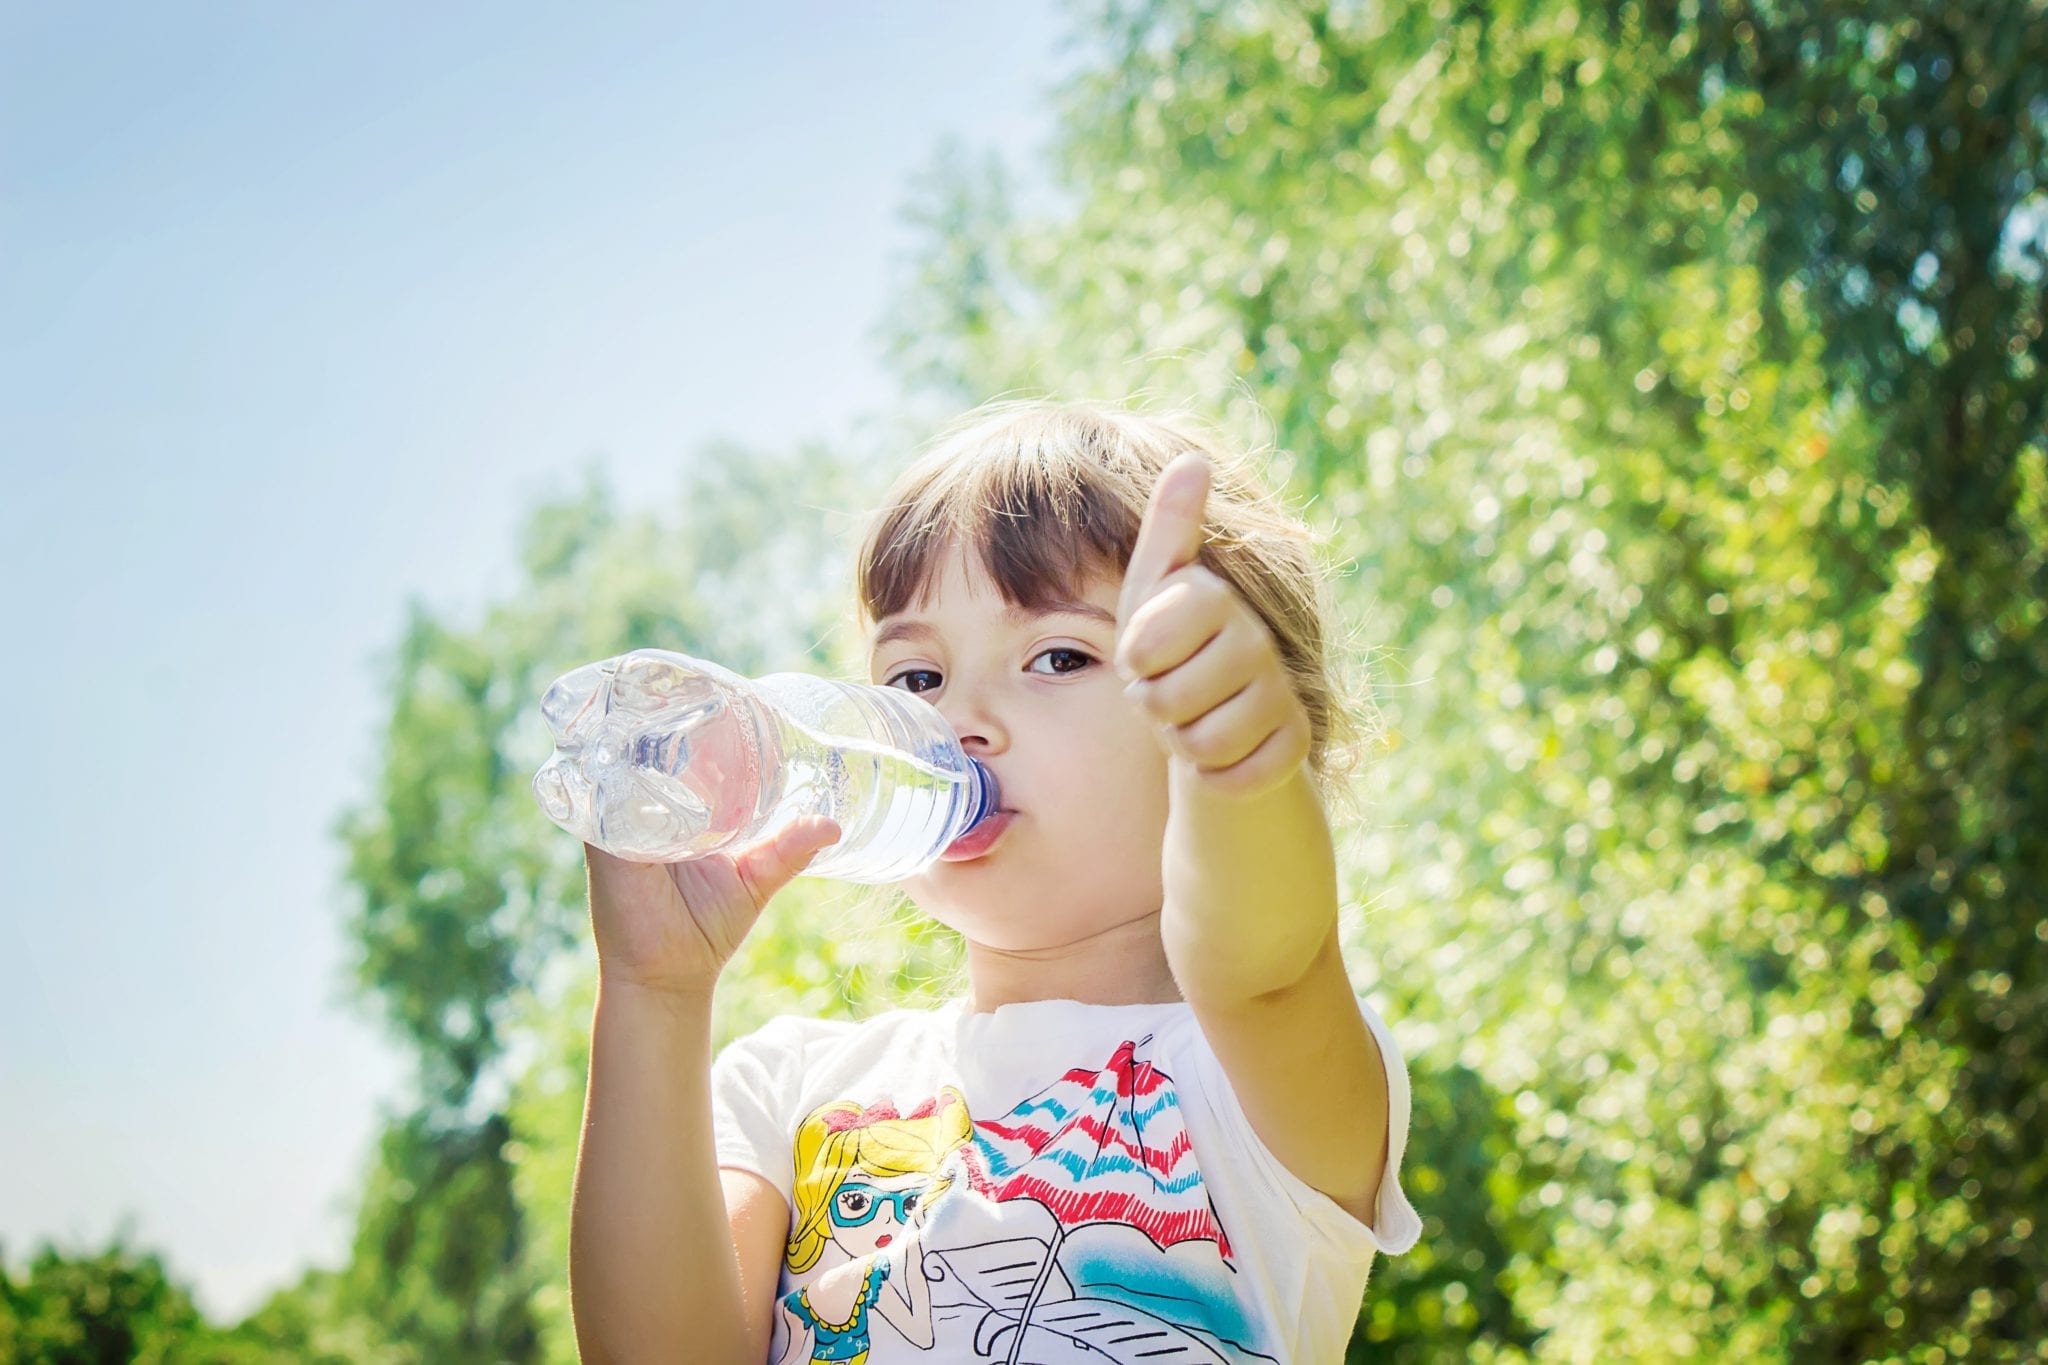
[964, 758, 1002, 831]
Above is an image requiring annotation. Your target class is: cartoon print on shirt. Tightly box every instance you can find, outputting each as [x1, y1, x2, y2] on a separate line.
[774, 1088, 973, 1363]
[781, 1037, 1278, 1364]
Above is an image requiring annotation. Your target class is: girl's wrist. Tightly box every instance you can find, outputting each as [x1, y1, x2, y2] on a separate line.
[596, 968, 720, 1020]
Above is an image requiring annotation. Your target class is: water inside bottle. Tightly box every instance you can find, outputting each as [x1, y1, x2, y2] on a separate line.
[761, 726, 979, 879]
[533, 655, 982, 874]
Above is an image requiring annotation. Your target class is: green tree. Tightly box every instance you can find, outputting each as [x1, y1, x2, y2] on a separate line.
[205, 1266, 384, 1364]
[0, 1237, 207, 1365]
[882, 0, 2044, 1358]
[0, 1236, 351, 1365]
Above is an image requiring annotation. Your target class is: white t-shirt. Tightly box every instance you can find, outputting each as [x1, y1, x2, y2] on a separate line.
[711, 994, 1421, 1365]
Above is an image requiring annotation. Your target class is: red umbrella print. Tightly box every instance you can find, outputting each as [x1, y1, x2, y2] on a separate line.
[957, 1034, 1240, 1364]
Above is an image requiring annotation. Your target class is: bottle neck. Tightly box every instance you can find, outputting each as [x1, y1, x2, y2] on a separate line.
[965, 758, 1001, 830]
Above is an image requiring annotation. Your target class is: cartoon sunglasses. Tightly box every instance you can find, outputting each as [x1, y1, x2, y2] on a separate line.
[830, 1182, 924, 1228]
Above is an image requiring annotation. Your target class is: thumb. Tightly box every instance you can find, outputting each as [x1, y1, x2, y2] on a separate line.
[1115, 453, 1213, 638]
[733, 816, 843, 908]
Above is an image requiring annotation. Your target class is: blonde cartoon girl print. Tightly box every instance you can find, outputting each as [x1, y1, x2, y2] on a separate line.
[772, 1037, 1283, 1365]
[774, 1091, 973, 1363]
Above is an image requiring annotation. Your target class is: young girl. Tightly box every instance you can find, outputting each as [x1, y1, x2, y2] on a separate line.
[568, 400, 1421, 1365]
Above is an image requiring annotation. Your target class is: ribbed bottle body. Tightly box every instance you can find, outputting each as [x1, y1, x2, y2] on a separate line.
[750, 672, 995, 883]
[531, 649, 996, 883]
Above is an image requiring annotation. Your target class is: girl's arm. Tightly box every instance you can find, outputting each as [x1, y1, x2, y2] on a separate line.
[1115, 455, 1392, 1222]
[568, 820, 836, 1362]
[1159, 761, 1339, 998]
[570, 980, 761, 1363]
[1162, 756, 1393, 1229]
[1114, 454, 1345, 997]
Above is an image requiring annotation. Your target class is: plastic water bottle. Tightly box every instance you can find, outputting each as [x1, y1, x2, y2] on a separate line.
[530, 648, 1002, 883]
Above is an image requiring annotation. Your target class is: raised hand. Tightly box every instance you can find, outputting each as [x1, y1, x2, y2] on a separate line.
[1113, 452, 1311, 802]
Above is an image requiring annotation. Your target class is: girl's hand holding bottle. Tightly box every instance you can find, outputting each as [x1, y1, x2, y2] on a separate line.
[583, 816, 841, 997]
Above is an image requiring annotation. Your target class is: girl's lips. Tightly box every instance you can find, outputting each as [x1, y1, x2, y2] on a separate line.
[941, 809, 1015, 861]
[876, 1234, 893, 1248]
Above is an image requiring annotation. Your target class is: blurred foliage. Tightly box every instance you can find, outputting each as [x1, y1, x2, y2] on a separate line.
[25, 0, 2039, 1360]
[0, 1237, 372, 1364]
[885, 0, 2044, 1359]
[0, 1238, 211, 1365]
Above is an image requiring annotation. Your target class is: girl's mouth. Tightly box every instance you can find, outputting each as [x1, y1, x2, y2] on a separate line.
[941, 809, 1014, 861]
[876, 1234, 893, 1248]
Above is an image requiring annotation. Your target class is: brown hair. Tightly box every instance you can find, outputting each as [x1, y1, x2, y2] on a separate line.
[854, 398, 1378, 818]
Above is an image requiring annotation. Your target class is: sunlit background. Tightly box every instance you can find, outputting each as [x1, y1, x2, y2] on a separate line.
[2, 0, 1068, 1329]
[3, 1, 2043, 1361]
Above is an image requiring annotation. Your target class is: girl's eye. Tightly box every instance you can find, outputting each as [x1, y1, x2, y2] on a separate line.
[886, 648, 1094, 693]
[838, 1190, 871, 1215]
[1028, 647, 1095, 676]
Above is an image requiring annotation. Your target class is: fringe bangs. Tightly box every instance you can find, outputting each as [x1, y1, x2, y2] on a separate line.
[857, 407, 1156, 627]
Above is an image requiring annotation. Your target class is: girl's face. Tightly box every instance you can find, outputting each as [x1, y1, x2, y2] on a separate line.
[869, 543, 1170, 951]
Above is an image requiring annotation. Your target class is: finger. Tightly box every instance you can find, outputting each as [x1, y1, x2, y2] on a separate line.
[1188, 713, 1312, 800]
[1115, 453, 1213, 637]
[733, 816, 842, 909]
[1117, 568, 1233, 685]
[1124, 613, 1268, 724]
[1171, 672, 1296, 771]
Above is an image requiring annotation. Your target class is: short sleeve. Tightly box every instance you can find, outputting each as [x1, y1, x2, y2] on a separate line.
[708, 1016, 807, 1208]
[1183, 994, 1423, 1263]
[1352, 997, 1423, 1255]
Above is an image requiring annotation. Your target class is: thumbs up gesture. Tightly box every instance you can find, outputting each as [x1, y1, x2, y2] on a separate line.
[1114, 453, 1311, 802]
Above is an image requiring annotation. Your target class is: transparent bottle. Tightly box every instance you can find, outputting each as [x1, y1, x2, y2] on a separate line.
[531, 648, 1001, 883]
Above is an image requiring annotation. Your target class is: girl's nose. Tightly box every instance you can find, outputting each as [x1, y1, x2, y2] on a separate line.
[940, 689, 1008, 753]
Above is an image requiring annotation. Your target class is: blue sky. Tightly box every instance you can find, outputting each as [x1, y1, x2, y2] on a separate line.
[0, 1, 1070, 1319]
